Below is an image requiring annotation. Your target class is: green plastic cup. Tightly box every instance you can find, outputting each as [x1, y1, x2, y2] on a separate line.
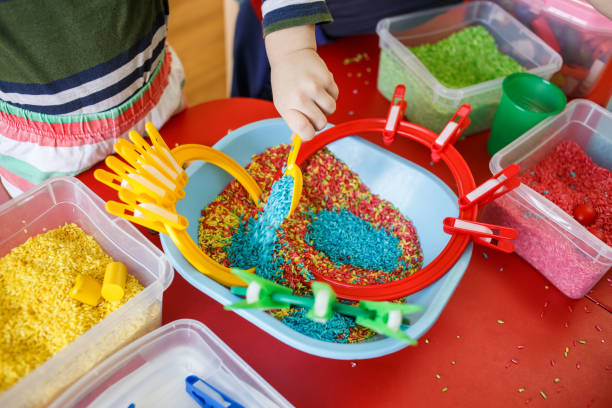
[488, 73, 566, 156]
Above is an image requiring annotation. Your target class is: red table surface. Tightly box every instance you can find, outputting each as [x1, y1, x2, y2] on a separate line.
[79, 34, 611, 407]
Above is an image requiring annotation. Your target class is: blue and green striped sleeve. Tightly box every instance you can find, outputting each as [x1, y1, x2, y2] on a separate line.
[261, 0, 333, 36]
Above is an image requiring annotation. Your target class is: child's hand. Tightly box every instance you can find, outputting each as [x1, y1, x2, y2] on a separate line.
[265, 25, 339, 141]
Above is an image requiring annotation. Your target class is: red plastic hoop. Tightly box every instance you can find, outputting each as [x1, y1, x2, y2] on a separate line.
[296, 118, 478, 301]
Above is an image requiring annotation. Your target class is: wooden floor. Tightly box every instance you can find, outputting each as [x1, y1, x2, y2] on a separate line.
[167, 0, 229, 106]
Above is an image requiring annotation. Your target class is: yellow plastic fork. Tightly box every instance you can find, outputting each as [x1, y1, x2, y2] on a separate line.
[94, 122, 262, 287]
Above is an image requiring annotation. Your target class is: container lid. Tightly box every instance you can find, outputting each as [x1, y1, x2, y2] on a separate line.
[516, 0, 612, 33]
[50, 319, 292, 408]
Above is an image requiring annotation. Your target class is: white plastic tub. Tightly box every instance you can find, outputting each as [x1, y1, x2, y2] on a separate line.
[0, 176, 173, 407]
[376, 1, 562, 135]
[50, 319, 292, 408]
[482, 99, 612, 298]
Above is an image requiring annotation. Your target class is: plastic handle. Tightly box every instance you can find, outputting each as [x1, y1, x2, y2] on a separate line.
[443, 217, 518, 253]
[459, 164, 521, 209]
[286, 134, 302, 170]
[431, 104, 471, 162]
[284, 134, 303, 216]
[382, 85, 407, 145]
[185, 375, 244, 408]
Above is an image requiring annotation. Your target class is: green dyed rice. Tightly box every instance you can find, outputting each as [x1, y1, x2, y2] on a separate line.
[377, 25, 525, 135]
[411, 26, 524, 89]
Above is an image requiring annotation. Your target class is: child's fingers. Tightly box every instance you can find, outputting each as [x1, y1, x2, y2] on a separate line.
[314, 90, 336, 116]
[282, 109, 316, 141]
[300, 99, 328, 131]
[312, 68, 338, 103]
[317, 69, 338, 100]
[326, 76, 339, 100]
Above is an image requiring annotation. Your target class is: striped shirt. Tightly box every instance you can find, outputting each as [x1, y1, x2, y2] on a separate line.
[0, 0, 185, 196]
[260, 0, 333, 35]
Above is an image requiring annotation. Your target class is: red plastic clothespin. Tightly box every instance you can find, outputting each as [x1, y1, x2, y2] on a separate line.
[531, 16, 561, 53]
[382, 85, 407, 146]
[430, 104, 471, 163]
[443, 217, 518, 253]
[458, 164, 521, 210]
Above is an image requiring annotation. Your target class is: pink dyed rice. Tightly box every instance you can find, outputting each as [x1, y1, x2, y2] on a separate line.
[482, 141, 611, 299]
[521, 141, 611, 246]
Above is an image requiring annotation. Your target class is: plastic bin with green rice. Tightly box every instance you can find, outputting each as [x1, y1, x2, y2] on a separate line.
[376, 1, 562, 136]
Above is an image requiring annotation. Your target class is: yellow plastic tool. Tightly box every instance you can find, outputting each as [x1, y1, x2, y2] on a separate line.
[69, 274, 102, 306]
[94, 122, 265, 287]
[102, 261, 128, 302]
[284, 134, 303, 216]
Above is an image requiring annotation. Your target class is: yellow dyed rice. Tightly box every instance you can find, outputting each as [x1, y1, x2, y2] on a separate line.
[0, 223, 143, 392]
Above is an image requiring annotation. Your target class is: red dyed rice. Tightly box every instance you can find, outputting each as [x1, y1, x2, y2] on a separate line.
[483, 141, 611, 298]
[520, 141, 611, 246]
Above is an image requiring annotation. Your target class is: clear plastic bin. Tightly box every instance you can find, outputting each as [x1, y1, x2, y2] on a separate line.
[376, 1, 562, 135]
[482, 99, 612, 298]
[50, 319, 292, 408]
[0, 176, 173, 407]
[491, 0, 612, 98]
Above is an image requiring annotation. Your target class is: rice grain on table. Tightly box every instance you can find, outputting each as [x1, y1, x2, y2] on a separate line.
[0, 223, 143, 392]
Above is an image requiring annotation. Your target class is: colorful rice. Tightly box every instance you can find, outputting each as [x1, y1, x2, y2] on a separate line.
[520, 140, 611, 246]
[410, 26, 525, 89]
[199, 145, 423, 342]
[226, 175, 294, 281]
[0, 224, 143, 392]
[482, 140, 611, 298]
[378, 25, 525, 135]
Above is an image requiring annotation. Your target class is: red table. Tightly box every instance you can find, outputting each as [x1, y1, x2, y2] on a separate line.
[79, 35, 611, 407]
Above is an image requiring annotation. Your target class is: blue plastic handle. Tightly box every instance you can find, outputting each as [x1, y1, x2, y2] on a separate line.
[185, 375, 244, 408]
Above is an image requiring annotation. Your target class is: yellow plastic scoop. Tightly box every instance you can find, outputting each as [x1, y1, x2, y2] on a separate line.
[284, 134, 303, 216]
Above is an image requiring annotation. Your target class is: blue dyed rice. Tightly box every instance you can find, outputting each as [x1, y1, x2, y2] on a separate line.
[226, 175, 295, 282]
[281, 307, 355, 343]
[308, 209, 402, 272]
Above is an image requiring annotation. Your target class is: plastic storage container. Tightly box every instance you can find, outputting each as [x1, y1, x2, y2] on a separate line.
[376, 1, 562, 136]
[491, 0, 612, 99]
[0, 176, 173, 407]
[50, 319, 292, 408]
[482, 99, 612, 298]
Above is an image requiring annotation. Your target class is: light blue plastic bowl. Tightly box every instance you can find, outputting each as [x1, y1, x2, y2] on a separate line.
[160, 118, 472, 360]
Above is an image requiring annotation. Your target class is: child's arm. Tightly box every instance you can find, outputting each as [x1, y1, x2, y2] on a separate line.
[261, 1, 337, 140]
[265, 25, 338, 140]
